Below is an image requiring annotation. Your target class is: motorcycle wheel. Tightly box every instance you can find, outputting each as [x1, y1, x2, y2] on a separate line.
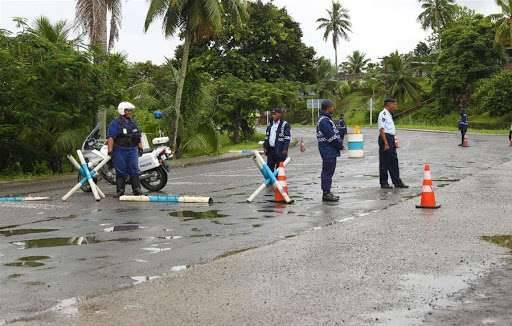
[78, 173, 98, 192]
[140, 167, 168, 192]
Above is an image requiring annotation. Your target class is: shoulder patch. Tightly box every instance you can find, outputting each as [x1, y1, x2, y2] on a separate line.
[382, 117, 386, 122]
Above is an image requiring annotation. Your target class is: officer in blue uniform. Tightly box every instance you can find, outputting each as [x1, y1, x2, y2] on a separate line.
[458, 109, 469, 146]
[264, 108, 291, 172]
[317, 100, 342, 202]
[107, 102, 143, 197]
[337, 113, 347, 150]
[378, 98, 408, 189]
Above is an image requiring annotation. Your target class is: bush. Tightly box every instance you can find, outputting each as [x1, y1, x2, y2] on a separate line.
[473, 71, 512, 118]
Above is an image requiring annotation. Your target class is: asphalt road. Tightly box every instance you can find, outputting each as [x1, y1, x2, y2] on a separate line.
[1, 127, 512, 325]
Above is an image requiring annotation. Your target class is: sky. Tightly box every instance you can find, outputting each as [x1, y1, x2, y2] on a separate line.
[0, 0, 501, 64]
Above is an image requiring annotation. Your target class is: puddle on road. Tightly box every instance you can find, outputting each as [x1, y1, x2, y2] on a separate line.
[8, 273, 22, 279]
[10, 236, 142, 249]
[104, 224, 142, 232]
[5, 261, 45, 267]
[4, 256, 50, 268]
[169, 210, 228, 221]
[482, 235, 512, 250]
[0, 229, 58, 237]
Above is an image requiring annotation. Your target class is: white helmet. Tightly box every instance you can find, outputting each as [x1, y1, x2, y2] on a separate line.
[117, 101, 136, 115]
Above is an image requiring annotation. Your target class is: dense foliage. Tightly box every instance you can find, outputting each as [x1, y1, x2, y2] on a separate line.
[473, 71, 512, 117]
[431, 14, 504, 113]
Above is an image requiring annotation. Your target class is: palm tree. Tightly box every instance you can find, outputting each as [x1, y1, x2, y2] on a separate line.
[494, 0, 512, 48]
[417, 0, 457, 33]
[144, 0, 247, 152]
[382, 52, 423, 103]
[28, 17, 74, 44]
[316, 1, 352, 68]
[345, 50, 370, 74]
[75, 0, 122, 52]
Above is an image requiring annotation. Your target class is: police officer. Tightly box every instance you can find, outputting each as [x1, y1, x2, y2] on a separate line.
[317, 100, 342, 202]
[107, 102, 143, 197]
[509, 122, 512, 146]
[337, 113, 347, 150]
[458, 109, 469, 146]
[378, 98, 408, 189]
[263, 108, 291, 172]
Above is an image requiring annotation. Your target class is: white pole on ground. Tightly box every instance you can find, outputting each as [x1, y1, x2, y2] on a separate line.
[247, 156, 291, 203]
[62, 153, 110, 201]
[77, 150, 100, 201]
[250, 152, 292, 204]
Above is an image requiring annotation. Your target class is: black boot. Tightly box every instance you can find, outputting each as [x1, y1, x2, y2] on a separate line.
[116, 177, 125, 197]
[395, 180, 409, 189]
[322, 192, 340, 202]
[131, 176, 143, 196]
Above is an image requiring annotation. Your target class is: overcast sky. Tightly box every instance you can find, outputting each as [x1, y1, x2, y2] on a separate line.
[0, 0, 500, 64]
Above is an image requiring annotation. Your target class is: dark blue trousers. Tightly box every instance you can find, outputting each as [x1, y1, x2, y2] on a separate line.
[378, 134, 400, 186]
[267, 149, 285, 172]
[113, 146, 139, 177]
[321, 157, 337, 193]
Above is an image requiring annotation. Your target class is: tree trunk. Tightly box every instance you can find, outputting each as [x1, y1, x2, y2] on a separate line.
[94, 0, 108, 52]
[333, 41, 338, 69]
[172, 31, 192, 151]
[92, 0, 108, 143]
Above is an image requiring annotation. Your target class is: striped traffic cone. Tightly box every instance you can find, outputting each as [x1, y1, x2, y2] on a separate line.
[416, 164, 441, 209]
[463, 135, 470, 147]
[274, 162, 288, 203]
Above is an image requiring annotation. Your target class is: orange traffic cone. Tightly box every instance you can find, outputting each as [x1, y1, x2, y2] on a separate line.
[274, 162, 289, 203]
[416, 164, 441, 209]
[463, 135, 470, 147]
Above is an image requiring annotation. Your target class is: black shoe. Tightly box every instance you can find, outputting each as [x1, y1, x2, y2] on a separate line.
[116, 177, 125, 197]
[381, 184, 393, 189]
[395, 183, 409, 189]
[130, 176, 143, 196]
[458, 144, 463, 147]
[322, 193, 340, 202]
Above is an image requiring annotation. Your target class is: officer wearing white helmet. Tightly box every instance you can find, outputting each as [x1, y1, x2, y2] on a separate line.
[107, 102, 143, 197]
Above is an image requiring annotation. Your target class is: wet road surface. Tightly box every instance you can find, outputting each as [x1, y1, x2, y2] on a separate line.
[0, 128, 511, 323]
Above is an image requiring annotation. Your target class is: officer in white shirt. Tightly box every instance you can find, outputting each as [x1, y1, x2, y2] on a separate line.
[378, 98, 408, 189]
[263, 108, 291, 171]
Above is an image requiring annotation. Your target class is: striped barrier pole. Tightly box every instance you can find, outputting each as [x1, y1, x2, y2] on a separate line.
[120, 195, 213, 204]
[247, 157, 291, 203]
[76, 150, 100, 201]
[251, 151, 293, 204]
[0, 197, 50, 202]
[66, 155, 106, 199]
[62, 153, 110, 201]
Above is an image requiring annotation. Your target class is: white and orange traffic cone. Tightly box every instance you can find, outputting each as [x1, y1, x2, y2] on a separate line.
[463, 135, 470, 147]
[300, 137, 306, 153]
[274, 162, 289, 203]
[416, 164, 441, 209]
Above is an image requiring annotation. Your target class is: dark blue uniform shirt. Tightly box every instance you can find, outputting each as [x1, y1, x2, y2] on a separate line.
[317, 112, 341, 159]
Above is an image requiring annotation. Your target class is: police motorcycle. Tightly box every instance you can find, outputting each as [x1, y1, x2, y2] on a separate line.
[79, 124, 172, 192]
